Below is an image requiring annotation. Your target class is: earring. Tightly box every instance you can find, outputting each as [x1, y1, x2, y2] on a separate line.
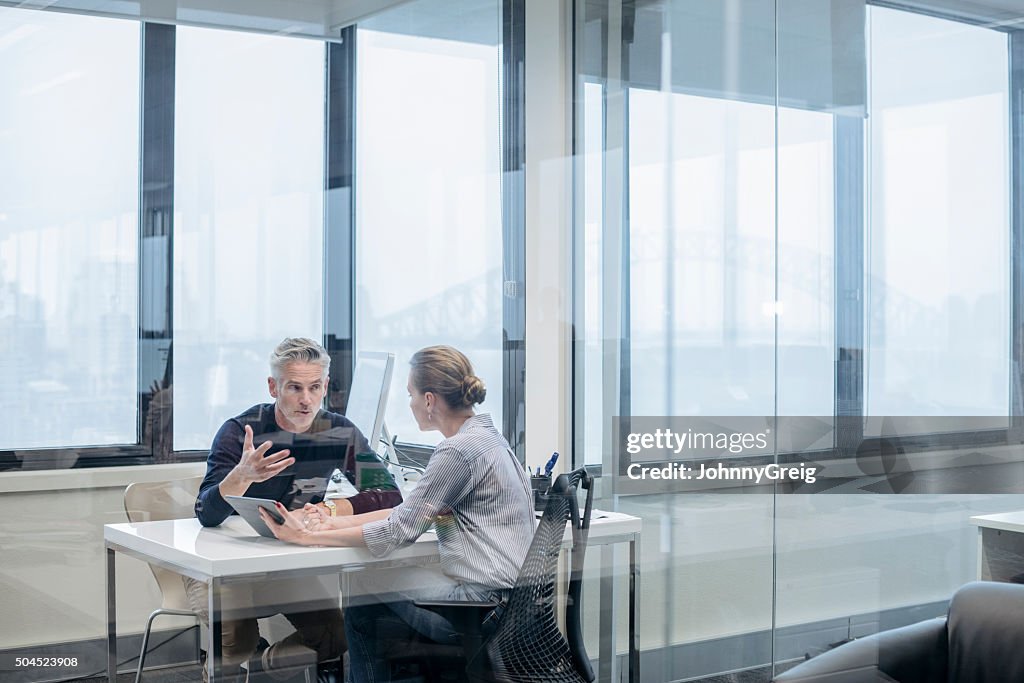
[427, 411, 433, 422]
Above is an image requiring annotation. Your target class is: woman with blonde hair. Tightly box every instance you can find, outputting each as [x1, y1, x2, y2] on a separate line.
[261, 345, 534, 681]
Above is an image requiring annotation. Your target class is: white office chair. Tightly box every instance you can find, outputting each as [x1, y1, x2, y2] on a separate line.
[123, 476, 204, 683]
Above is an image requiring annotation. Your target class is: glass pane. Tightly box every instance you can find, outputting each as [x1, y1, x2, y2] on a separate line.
[577, 1, 780, 678]
[774, 493, 1024, 674]
[580, 80, 604, 466]
[628, 88, 776, 417]
[777, 109, 834, 417]
[173, 27, 325, 450]
[774, 7, 1018, 679]
[355, 0, 503, 447]
[623, 84, 777, 681]
[866, 7, 1009, 419]
[0, 8, 139, 449]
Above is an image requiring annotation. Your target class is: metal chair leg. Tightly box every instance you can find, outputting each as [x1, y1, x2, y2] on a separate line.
[135, 608, 199, 683]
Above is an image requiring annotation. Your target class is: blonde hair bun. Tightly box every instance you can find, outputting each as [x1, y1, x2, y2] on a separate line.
[461, 375, 487, 407]
[410, 345, 486, 410]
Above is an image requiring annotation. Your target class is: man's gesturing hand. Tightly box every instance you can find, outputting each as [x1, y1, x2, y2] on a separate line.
[218, 424, 295, 499]
[235, 424, 294, 483]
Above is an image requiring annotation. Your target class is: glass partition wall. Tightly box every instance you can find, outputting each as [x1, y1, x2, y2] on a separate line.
[575, 0, 1024, 679]
[173, 26, 326, 451]
[353, 0, 505, 448]
[2, 0, 1023, 680]
[0, 1, 510, 679]
[774, 5, 1022, 676]
[0, 9, 140, 451]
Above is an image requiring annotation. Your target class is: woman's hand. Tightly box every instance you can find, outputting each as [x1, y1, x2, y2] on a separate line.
[301, 503, 331, 531]
[259, 502, 314, 545]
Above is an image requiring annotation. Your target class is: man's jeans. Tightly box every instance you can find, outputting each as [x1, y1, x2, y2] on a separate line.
[183, 575, 345, 682]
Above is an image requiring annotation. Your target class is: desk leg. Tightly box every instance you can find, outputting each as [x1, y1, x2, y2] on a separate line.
[106, 547, 117, 683]
[977, 527, 984, 580]
[598, 544, 616, 683]
[978, 527, 1024, 582]
[208, 577, 223, 683]
[629, 535, 639, 683]
[340, 570, 350, 610]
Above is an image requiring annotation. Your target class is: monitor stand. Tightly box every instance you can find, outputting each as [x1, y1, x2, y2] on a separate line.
[380, 421, 401, 469]
[379, 422, 425, 492]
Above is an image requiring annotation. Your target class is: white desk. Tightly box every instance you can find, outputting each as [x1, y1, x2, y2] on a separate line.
[105, 512, 641, 682]
[970, 511, 1024, 582]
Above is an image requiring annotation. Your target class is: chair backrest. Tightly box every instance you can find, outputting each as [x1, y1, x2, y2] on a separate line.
[124, 476, 203, 612]
[564, 468, 595, 681]
[947, 581, 1024, 683]
[774, 581, 1024, 683]
[481, 466, 595, 683]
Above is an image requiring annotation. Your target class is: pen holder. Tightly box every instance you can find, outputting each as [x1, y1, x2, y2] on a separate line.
[531, 473, 552, 512]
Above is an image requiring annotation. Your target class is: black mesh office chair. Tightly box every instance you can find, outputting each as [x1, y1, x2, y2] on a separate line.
[416, 466, 596, 682]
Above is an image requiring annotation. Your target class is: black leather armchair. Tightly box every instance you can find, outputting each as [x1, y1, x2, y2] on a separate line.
[773, 581, 1024, 683]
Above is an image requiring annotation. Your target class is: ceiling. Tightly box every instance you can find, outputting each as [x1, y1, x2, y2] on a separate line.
[886, 0, 1024, 26]
[0, 0, 417, 40]
[2, 0, 1021, 43]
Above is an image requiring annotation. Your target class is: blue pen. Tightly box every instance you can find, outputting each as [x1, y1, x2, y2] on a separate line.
[543, 451, 559, 476]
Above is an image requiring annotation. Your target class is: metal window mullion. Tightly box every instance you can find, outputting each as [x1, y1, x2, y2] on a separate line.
[572, 1, 600, 473]
[834, 114, 865, 454]
[138, 22, 176, 457]
[1010, 31, 1024, 426]
[502, 0, 527, 462]
[600, 0, 627, 499]
[325, 28, 357, 415]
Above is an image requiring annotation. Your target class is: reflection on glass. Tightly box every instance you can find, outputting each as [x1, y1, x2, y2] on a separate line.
[628, 89, 776, 417]
[0, 8, 139, 449]
[774, 8, 1017, 680]
[173, 27, 325, 450]
[774, 493, 1024, 641]
[866, 7, 1009, 418]
[576, 1, 1017, 680]
[355, 0, 503, 447]
[777, 109, 835, 417]
[581, 81, 604, 465]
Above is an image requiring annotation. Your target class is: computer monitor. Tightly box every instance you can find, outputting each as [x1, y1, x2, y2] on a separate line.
[345, 351, 395, 453]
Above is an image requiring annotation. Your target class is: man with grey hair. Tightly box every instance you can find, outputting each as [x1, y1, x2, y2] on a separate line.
[189, 337, 402, 682]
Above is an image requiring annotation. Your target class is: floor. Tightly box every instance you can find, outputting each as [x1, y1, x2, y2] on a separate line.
[78, 665, 202, 683]
[76, 659, 332, 683]
[74, 658, 797, 682]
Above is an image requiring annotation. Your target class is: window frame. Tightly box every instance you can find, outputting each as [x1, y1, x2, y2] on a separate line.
[1, 2, 527, 472]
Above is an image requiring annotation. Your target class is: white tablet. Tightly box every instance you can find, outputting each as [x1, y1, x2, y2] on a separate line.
[224, 495, 286, 538]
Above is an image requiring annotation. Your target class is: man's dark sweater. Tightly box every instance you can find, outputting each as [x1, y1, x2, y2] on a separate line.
[195, 403, 402, 526]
